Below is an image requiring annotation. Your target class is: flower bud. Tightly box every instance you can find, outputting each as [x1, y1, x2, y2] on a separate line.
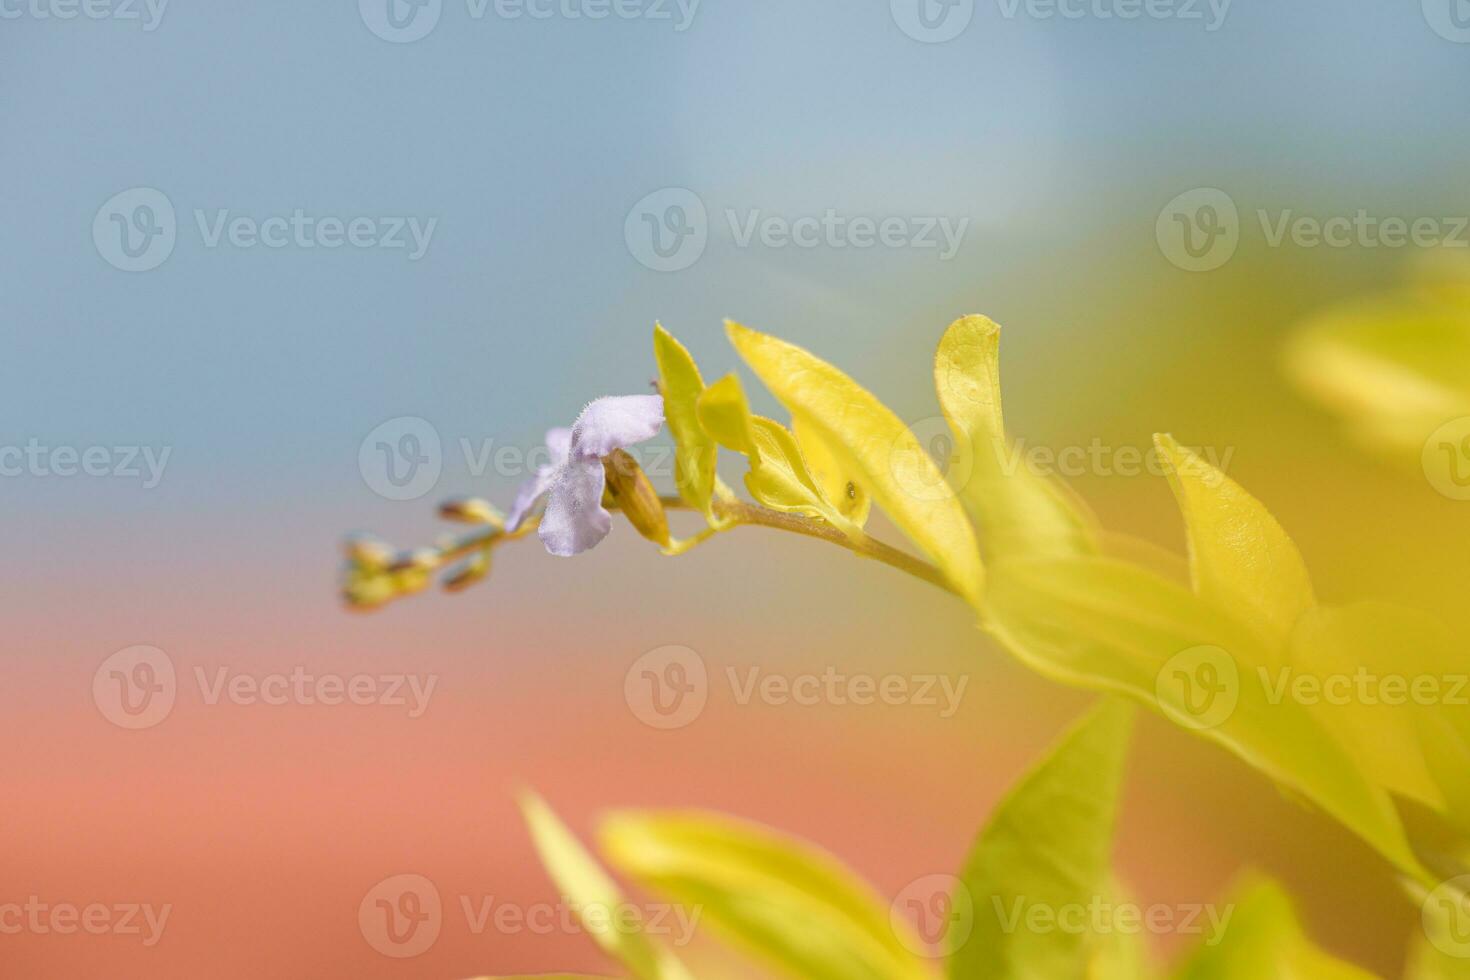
[388, 548, 439, 596]
[439, 496, 504, 527]
[343, 533, 394, 570]
[442, 550, 491, 592]
[602, 449, 670, 548]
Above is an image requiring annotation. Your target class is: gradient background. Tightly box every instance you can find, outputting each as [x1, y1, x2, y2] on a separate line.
[4, 0, 1470, 975]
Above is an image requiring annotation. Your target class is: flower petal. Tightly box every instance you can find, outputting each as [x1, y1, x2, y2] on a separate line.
[538, 457, 612, 556]
[503, 428, 573, 532]
[545, 426, 572, 463]
[569, 395, 664, 460]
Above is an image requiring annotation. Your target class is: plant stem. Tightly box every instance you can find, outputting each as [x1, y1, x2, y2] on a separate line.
[431, 496, 958, 597]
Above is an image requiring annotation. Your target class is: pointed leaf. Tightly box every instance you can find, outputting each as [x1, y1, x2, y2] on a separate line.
[1171, 877, 1375, 980]
[519, 792, 693, 980]
[1155, 434, 1315, 646]
[950, 699, 1134, 980]
[726, 320, 983, 605]
[697, 373, 861, 535]
[934, 315, 1098, 561]
[654, 324, 719, 522]
[601, 810, 934, 980]
[981, 556, 1428, 885]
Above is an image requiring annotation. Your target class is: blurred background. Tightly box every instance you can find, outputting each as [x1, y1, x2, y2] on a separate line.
[4, 0, 1470, 975]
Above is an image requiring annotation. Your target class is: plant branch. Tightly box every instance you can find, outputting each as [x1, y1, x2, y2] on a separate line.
[426, 496, 958, 597]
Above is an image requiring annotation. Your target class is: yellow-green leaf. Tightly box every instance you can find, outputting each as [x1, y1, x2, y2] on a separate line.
[793, 415, 871, 527]
[654, 324, 719, 522]
[934, 314, 1098, 562]
[981, 556, 1428, 886]
[1154, 434, 1315, 648]
[600, 809, 935, 980]
[1171, 877, 1376, 980]
[697, 373, 861, 536]
[950, 699, 1135, 980]
[1286, 603, 1450, 817]
[726, 320, 983, 605]
[519, 791, 693, 980]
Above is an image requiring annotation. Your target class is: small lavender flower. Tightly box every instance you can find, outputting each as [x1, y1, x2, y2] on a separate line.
[505, 394, 665, 556]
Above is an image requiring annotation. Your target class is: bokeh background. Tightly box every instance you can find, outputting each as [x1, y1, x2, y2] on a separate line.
[5, 0, 1470, 975]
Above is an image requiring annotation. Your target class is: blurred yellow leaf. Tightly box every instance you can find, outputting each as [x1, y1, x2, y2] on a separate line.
[601, 809, 935, 980]
[1171, 877, 1376, 980]
[1284, 292, 1470, 456]
[981, 555, 1428, 886]
[519, 791, 693, 980]
[934, 314, 1098, 562]
[1154, 434, 1315, 647]
[950, 699, 1135, 980]
[726, 320, 983, 605]
[654, 324, 720, 523]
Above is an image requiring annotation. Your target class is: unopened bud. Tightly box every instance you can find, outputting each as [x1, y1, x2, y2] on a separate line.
[439, 496, 504, 527]
[343, 533, 394, 570]
[389, 548, 439, 596]
[443, 550, 491, 592]
[342, 569, 395, 611]
[602, 449, 670, 548]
